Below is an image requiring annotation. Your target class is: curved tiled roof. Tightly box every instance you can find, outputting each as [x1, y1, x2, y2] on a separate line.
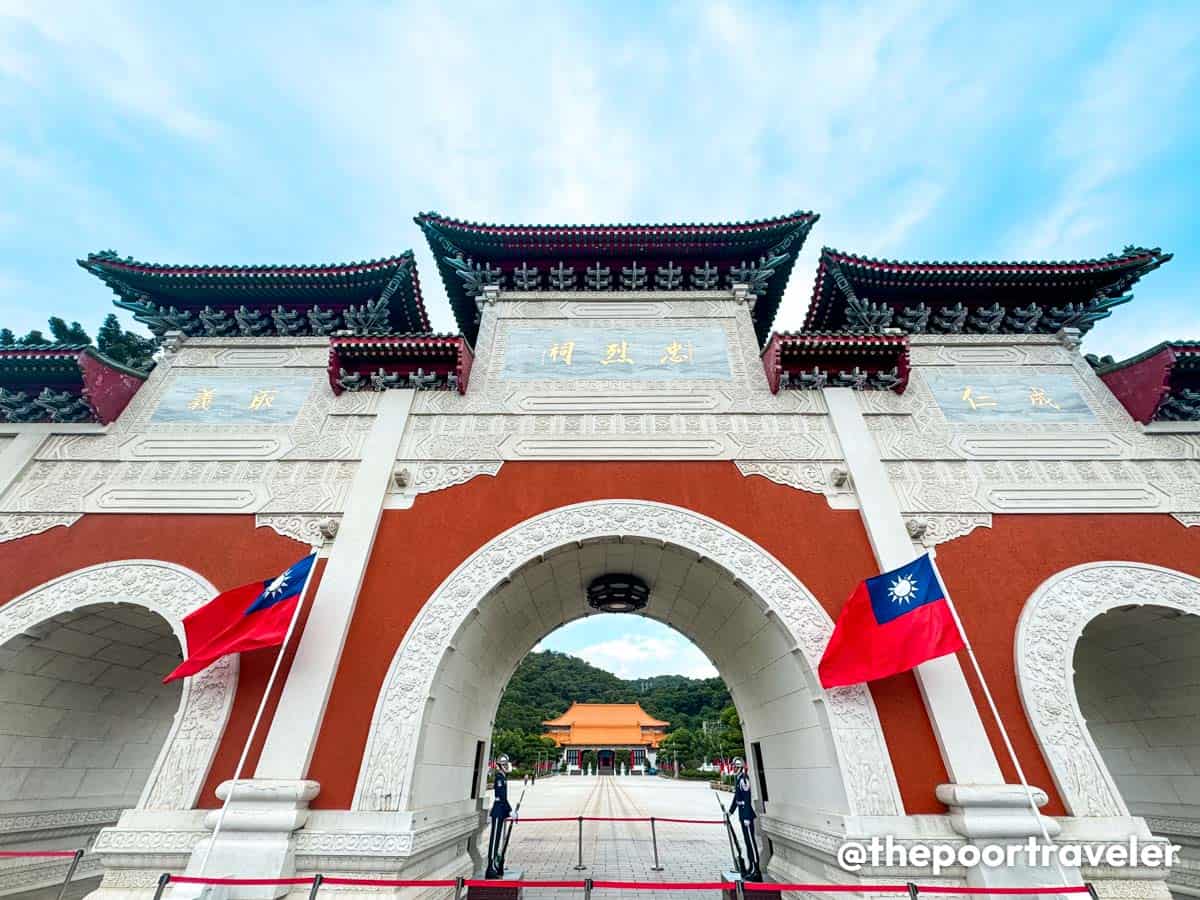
[78, 249, 430, 337]
[416, 211, 819, 346]
[804, 245, 1172, 335]
[543, 703, 669, 748]
[0, 344, 146, 424]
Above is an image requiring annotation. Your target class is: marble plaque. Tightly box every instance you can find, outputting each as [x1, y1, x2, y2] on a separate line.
[151, 374, 315, 424]
[501, 325, 731, 380]
[925, 372, 1095, 423]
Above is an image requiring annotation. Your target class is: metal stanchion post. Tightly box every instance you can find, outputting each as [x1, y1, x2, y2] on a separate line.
[906, 882, 920, 900]
[307, 873, 324, 900]
[1086, 885, 1099, 900]
[735, 878, 746, 900]
[55, 849, 83, 900]
[151, 873, 171, 900]
[583, 877, 593, 900]
[649, 816, 663, 872]
[456, 875, 466, 899]
[573, 815, 587, 870]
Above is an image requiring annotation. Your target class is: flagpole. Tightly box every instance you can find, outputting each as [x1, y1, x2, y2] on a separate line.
[198, 547, 321, 876]
[927, 551, 1070, 885]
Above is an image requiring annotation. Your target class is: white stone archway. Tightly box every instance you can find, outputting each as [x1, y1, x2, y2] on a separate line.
[1015, 561, 1200, 818]
[0, 560, 238, 812]
[353, 499, 903, 818]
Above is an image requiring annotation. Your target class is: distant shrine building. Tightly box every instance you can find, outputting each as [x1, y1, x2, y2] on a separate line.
[544, 702, 667, 774]
[2, 209, 1200, 897]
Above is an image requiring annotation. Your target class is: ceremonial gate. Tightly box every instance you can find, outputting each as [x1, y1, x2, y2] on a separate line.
[0, 212, 1192, 898]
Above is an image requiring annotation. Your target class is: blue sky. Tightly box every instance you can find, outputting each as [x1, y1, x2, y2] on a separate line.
[537, 617, 719, 680]
[3, 2, 1198, 677]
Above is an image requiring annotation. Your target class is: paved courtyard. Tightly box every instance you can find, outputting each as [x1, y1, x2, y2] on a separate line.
[493, 775, 735, 900]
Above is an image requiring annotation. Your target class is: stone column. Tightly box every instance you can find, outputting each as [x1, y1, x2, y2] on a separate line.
[177, 389, 415, 895]
[824, 387, 1069, 888]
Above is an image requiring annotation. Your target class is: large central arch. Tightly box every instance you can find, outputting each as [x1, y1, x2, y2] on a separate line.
[353, 499, 902, 819]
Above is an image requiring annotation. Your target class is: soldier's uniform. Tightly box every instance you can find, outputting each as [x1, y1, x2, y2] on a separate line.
[728, 764, 762, 881]
[491, 769, 512, 821]
[486, 764, 514, 877]
[730, 772, 755, 823]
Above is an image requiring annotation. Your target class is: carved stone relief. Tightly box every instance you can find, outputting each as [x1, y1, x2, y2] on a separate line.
[0, 512, 81, 542]
[255, 514, 340, 546]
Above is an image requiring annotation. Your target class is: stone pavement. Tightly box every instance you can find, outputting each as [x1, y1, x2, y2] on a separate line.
[495, 775, 735, 900]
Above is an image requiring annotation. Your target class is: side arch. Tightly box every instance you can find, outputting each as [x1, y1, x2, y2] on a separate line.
[0, 560, 237, 810]
[1015, 561, 1200, 817]
[353, 499, 903, 817]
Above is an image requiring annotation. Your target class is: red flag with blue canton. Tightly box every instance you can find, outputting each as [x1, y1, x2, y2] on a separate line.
[818, 553, 965, 688]
[164, 553, 316, 683]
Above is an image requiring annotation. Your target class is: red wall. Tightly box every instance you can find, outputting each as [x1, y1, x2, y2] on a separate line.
[9, 478, 1186, 818]
[306, 461, 948, 812]
[0, 514, 311, 808]
[935, 513, 1200, 816]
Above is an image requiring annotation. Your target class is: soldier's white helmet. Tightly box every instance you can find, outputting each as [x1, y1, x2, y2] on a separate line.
[733, 757, 745, 770]
[497, 754, 511, 771]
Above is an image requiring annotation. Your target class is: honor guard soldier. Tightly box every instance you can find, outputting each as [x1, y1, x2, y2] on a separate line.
[728, 757, 762, 881]
[485, 755, 515, 878]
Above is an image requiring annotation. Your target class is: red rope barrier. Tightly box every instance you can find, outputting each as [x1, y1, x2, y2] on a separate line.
[169, 875, 315, 886]
[0, 851, 80, 859]
[514, 815, 726, 825]
[579, 816, 653, 822]
[918, 889, 1092, 896]
[513, 816, 581, 822]
[464, 879, 592, 889]
[592, 880, 733, 890]
[744, 885, 909, 894]
[117, 870, 1099, 893]
[655, 817, 726, 825]
[323, 876, 459, 887]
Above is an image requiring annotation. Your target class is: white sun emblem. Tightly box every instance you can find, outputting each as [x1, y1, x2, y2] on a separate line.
[263, 570, 290, 598]
[888, 575, 918, 604]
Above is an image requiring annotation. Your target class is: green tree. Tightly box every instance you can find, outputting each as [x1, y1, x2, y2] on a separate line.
[0, 315, 156, 373]
[718, 705, 746, 760]
[659, 727, 698, 768]
[18, 329, 47, 345]
[489, 650, 738, 772]
[96, 314, 156, 372]
[48, 317, 91, 344]
[490, 729, 527, 766]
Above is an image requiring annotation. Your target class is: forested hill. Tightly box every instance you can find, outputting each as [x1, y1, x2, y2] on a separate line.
[495, 650, 731, 733]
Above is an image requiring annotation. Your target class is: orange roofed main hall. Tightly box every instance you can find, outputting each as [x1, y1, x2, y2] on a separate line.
[543, 703, 668, 775]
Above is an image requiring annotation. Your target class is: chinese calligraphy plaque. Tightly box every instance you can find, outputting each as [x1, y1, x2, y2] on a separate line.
[925, 372, 1096, 423]
[501, 326, 731, 381]
[152, 375, 315, 423]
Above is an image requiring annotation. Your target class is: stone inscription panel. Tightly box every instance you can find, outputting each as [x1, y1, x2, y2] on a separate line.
[501, 325, 731, 381]
[925, 371, 1095, 423]
[151, 374, 315, 424]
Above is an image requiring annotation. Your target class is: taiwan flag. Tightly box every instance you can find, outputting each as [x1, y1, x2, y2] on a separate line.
[164, 553, 316, 683]
[818, 553, 965, 688]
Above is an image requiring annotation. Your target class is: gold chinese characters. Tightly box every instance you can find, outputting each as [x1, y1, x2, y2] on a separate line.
[540, 338, 698, 369]
[185, 387, 283, 413]
[959, 385, 1064, 413]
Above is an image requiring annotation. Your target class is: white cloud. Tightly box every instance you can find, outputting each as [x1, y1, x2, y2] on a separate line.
[0, 0, 224, 143]
[570, 634, 718, 680]
[1012, 12, 1200, 258]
